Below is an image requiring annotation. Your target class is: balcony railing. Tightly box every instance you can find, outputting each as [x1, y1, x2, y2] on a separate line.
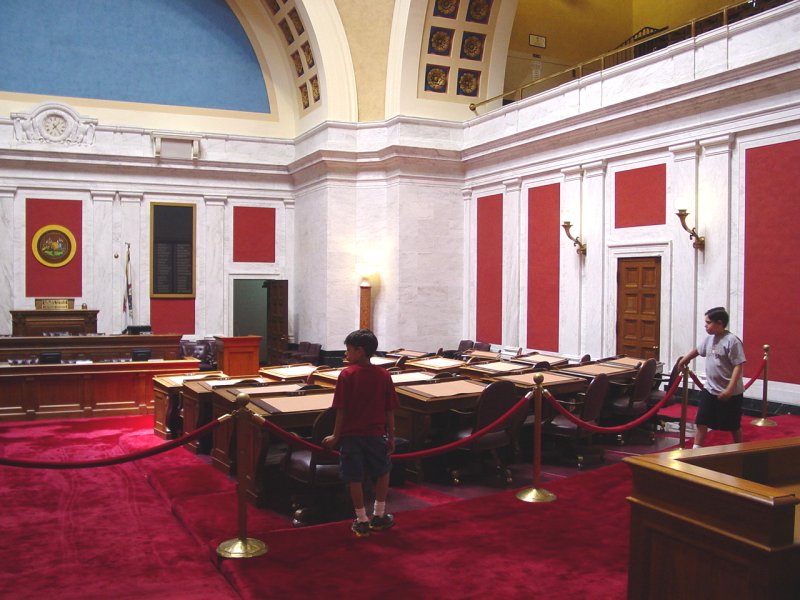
[469, 0, 791, 114]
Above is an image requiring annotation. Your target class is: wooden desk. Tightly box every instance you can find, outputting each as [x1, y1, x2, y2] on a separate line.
[259, 363, 318, 382]
[369, 356, 397, 368]
[511, 352, 570, 369]
[309, 367, 436, 388]
[405, 356, 467, 373]
[459, 360, 536, 378]
[395, 378, 488, 450]
[11, 309, 98, 336]
[385, 349, 432, 359]
[600, 355, 646, 368]
[239, 390, 335, 505]
[152, 371, 224, 439]
[461, 349, 501, 361]
[625, 437, 800, 599]
[180, 375, 265, 453]
[556, 362, 638, 382]
[211, 382, 305, 474]
[494, 370, 588, 396]
[0, 333, 182, 362]
[0, 358, 199, 421]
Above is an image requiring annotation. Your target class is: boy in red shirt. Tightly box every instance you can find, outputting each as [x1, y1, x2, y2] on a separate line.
[323, 329, 399, 537]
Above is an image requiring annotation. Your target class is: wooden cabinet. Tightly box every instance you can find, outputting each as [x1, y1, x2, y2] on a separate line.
[625, 438, 800, 600]
[11, 309, 98, 336]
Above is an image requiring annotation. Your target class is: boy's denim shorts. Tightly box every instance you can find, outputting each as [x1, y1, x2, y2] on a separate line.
[339, 435, 392, 483]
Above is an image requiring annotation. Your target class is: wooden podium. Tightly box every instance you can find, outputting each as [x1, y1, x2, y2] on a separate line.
[11, 309, 98, 336]
[625, 437, 800, 600]
[214, 335, 261, 376]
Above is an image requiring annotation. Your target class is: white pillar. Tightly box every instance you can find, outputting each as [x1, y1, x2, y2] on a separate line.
[503, 177, 521, 347]
[0, 187, 15, 334]
[581, 160, 607, 360]
[118, 192, 144, 334]
[89, 191, 115, 333]
[559, 167, 583, 357]
[463, 188, 475, 340]
[203, 195, 227, 336]
[697, 135, 734, 314]
[669, 142, 700, 362]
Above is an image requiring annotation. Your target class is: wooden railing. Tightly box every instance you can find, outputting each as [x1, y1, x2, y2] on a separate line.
[469, 0, 791, 113]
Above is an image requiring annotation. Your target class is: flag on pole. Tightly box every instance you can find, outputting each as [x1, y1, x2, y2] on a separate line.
[123, 244, 134, 324]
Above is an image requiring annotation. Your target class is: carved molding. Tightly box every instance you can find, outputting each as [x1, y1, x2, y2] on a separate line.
[11, 102, 97, 146]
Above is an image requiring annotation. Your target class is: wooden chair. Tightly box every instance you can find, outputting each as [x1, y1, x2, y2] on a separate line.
[283, 407, 343, 525]
[543, 374, 609, 469]
[608, 358, 658, 443]
[446, 380, 525, 486]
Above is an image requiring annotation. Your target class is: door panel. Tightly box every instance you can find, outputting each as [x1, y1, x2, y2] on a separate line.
[263, 279, 288, 365]
[616, 257, 661, 360]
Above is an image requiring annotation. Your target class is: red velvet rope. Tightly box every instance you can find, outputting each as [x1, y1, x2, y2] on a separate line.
[258, 392, 533, 463]
[0, 417, 222, 469]
[541, 373, 685, 434]
[687, 356, 766, 392]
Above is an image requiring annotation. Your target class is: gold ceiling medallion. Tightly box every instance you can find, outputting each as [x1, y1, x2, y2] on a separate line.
[435, 0, 459, 18]
[462, 35, 483, 59]
[467, 0, 491, 23]
[430, 30, 452, 54]
[426, 66, 449, 92]
[457, 70, 479, 96]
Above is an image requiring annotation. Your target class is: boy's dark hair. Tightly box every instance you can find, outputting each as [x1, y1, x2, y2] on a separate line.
[705, 306, 729, 327]
[344, 329, 379, 357]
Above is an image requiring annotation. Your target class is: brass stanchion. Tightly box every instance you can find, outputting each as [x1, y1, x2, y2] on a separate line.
[217, 393, 268, 559]
[517, 374, 556, 503]
[679, 366, 690, 449]
[751, 344, 776, 427]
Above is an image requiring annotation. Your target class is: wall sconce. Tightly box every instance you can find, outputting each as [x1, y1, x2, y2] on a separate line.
[561, 221, 587, 256]
[675, 209, 705, 250]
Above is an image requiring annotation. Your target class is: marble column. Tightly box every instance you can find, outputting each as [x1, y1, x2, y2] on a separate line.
[0, 187, 15, 334]
[283, 197, 296, 344]
[203, 195, 227, 336]
[558, 167, 583, 357]
[463, 188, 475, 339]
[581, 160, 607, 360]
[669, 142, 701, 362]
[502, 177, 521, 347]
[117, 192, 144, 334]
[697, 135, 734, 316]
[89, 191, 116, 333]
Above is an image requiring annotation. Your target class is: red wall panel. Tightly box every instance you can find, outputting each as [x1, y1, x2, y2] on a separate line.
[26, 198, 82, 297]
[615, 164, 666, 228]
[476, 194, 503, 344]
[233, 206, 276, 263]
[744, 140, 800, 384]
[150, 298, 195, 335]
[527, 184, 560, 351]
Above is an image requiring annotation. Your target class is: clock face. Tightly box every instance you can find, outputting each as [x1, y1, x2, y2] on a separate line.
[42, 114, 67, 139]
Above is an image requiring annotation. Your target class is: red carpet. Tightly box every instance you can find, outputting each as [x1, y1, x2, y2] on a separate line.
[2, 413, 800, 599]
[0, 416, 238, 600]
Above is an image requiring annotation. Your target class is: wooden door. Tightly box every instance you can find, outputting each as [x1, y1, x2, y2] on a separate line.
[263, 279, 289, 365]
[616, 257, 661, 360]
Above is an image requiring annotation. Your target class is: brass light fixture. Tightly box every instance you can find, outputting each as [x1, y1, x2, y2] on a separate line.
[675, 209, 705, 250]
[561, 221, 586, 256]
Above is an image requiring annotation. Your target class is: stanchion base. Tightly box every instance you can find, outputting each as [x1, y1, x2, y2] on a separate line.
[216, 537, 268, 559]
[516, 487, 557, 503]
[751, 417, 777, 427]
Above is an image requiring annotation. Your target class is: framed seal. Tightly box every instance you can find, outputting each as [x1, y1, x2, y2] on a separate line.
[32, 224, 77, 268]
